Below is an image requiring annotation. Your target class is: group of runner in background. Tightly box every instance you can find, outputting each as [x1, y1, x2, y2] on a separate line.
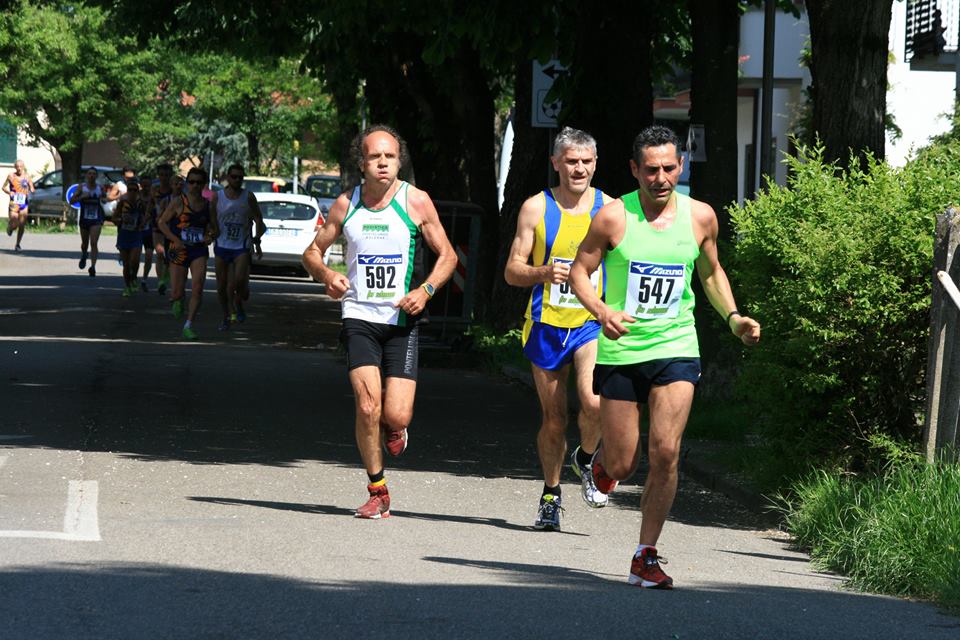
[4, 161, 264, 341]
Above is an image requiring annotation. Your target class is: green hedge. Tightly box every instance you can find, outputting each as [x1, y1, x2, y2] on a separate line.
[727, 143, 960, 478]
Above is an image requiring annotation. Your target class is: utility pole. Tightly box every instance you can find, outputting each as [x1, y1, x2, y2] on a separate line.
[759, 0, 776, 190]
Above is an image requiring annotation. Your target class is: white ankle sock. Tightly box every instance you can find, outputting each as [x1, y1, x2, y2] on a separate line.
[635, 544, 652, 557]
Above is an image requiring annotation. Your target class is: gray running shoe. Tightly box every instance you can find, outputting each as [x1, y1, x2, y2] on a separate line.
[534, 494, 563, 531]
[570, 446, 609, 508]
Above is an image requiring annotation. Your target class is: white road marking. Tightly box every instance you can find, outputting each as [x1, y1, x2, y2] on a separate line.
[0, 480, 101, 541]
[0, 455, 7, 470]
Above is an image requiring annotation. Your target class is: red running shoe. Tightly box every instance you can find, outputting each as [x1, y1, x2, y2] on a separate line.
[355, 483, 390, 519]
[629, 547, 673, 589]
[591, 454, 618, 495]
[382, 427, 408, 456]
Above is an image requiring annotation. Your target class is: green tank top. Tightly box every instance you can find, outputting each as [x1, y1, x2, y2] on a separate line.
[597, 191, 700, 365]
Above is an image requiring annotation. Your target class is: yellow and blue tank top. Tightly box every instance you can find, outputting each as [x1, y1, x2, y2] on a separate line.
[524, 187, 605, 328]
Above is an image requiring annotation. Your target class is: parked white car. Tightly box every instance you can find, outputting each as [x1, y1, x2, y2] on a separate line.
[253, 192, 325, 272]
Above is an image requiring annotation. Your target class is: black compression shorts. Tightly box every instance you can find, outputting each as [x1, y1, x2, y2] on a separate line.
[340, 318, 419, 380]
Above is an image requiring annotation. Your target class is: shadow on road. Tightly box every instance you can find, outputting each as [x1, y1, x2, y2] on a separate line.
[3, 267, 769, 532]
[0, 562, 955, 639]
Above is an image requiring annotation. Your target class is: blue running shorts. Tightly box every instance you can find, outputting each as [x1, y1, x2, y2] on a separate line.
[522, 318, 600, 371]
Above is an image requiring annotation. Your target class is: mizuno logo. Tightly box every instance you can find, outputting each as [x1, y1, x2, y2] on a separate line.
[630, 262, 683, 277]
[358, 254, 403, 265]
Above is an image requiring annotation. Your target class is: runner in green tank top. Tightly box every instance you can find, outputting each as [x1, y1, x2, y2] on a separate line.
[569, 125, 760, 589]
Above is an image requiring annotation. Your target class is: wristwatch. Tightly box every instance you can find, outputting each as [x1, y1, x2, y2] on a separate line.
[420, 282, 436, 298]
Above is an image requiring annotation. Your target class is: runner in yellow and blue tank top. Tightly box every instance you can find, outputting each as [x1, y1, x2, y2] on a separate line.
[570, 125, 761, 589]
[302, 125, 457, 519]
[505, 127, 613, 531]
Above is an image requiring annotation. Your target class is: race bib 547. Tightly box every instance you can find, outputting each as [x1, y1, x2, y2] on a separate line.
[626, 262, 684, 319]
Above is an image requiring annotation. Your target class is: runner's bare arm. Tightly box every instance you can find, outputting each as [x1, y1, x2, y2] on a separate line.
[693, 202, 760, 346]
[157, 199, 184, 247]
[247, 191, 267, 259]
[571, 200, 635, 340]
[303, 193, 350, 298]
[394, 187, 457, 316]
[68, 186, 83, 205]
[504, 194, 563, 287]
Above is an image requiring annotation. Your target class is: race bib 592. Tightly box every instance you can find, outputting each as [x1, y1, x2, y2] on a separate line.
[357, 253, 405, 303]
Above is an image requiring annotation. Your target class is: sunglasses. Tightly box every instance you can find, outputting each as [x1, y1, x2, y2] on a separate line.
[187, 179, 203, 185]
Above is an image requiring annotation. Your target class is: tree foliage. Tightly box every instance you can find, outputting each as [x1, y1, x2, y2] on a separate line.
[728, 141, 947, 479]
[0, 1, 158, 185]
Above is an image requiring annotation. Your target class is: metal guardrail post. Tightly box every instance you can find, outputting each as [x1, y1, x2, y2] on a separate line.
[923, 207, 960, 463]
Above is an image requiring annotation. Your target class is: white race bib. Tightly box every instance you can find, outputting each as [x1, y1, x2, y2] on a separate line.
[121, 212, 138, 231]
[356, 253, 404, 304]
[626, 262, 684, 319]
[225, 222, 243, 242]
[181, 227, 205, 245]
[548, 257, 599, 309]
[13, 193, 26, 205]
[81, 201, 100, 220]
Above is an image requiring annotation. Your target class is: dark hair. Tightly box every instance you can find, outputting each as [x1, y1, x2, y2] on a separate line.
[632, 125, 682, 164]
[350, 124, 409, 171]
[121, 166, 134, 175]
[226, 163, 244, 175]
[186, 167, 207, 183]
[155, 163, 173, 173]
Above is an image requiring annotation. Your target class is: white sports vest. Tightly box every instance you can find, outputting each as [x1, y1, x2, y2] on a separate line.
[341, 181, 424, 327]
[215, 189, 251, 250]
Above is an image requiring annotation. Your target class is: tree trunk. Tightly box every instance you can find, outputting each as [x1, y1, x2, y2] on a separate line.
[806, 0, 892, 169]
[689, 0, 740, 241]
[688, 0, 744, 397]
[488, 58, 552, 330]
[560, 3, 655, 197]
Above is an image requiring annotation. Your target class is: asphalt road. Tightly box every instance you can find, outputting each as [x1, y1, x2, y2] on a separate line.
[1, 233, 957, 639]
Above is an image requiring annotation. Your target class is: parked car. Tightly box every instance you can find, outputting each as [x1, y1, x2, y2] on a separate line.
[30, 166, 124, 219]
[253, 192, 325, 273]
[304, 174, 341, 222]
[240, 176, 305, 194]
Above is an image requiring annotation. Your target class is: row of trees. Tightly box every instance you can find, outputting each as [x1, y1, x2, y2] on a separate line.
[1, 0, 895, 329]
[0, 1, 338, 188]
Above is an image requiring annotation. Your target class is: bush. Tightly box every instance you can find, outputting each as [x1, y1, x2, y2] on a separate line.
[780, 445, 960, 608]
[726, 143, 960, 480]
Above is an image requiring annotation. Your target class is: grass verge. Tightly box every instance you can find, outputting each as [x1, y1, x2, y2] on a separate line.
[778, 446, 960, 609]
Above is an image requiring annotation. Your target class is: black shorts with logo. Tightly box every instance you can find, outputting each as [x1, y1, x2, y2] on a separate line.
[593, 358, 701, 403]
[340, 318, 420, 380]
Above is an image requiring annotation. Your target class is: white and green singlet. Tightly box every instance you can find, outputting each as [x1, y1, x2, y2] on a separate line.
[341, 181, 426, 327]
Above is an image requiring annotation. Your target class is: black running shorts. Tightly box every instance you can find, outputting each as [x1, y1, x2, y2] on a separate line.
[593, 358, 701, 403]
[340, 318, 419, 380]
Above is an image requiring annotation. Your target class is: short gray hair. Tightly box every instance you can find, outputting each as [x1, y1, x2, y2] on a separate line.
[552, 127, 597, 158]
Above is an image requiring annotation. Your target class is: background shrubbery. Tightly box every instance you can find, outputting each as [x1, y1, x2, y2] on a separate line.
[726, 142, 960, 482]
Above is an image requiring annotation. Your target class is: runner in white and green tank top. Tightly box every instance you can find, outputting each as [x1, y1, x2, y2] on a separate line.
[567, 125, 761, 590]
[302, 125, 457, 521]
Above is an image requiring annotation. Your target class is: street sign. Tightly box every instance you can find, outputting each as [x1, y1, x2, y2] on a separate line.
[65, 183, 80, 210]
[532, 60, 567, 128]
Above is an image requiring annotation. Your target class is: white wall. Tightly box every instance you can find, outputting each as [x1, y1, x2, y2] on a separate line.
[887, 0, 956, 166]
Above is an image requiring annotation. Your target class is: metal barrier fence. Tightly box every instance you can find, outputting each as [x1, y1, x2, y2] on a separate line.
[425, 200, 483, 334]
[923, 207, 960, 462]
